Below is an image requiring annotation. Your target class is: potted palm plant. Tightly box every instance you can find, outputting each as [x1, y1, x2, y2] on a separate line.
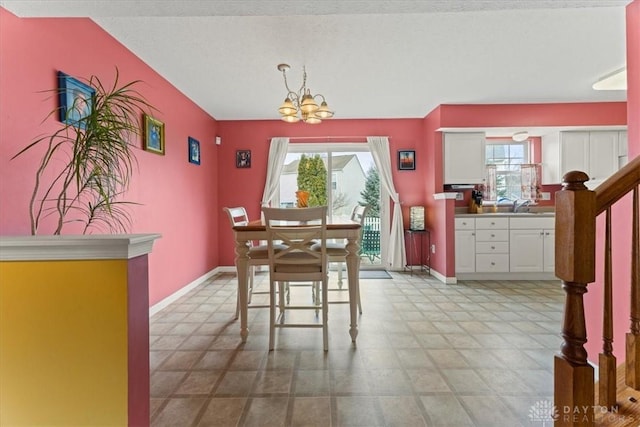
[2, 70, 161, 425]
[13, 69, 154, 235]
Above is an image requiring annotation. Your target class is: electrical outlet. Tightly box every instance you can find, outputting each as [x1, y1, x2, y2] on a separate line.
[540, 192, 551, 201]
[455, 192, 463, 201]
[431, 244, 436, 254]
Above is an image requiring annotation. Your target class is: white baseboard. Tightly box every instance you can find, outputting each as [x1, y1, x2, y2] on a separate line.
[149, 267, 224, 316]
[456, 272, 558, 281]
[429, 268, 458, 284]
[216, 266, 238, 273]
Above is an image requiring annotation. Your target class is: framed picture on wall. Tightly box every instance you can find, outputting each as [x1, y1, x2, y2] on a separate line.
[398, 150, 415, 170]
[236, 150, 251, 168]
[188, 137, 200, 165]
[58, 71, 95, 129]
[143, 114, 165, 155]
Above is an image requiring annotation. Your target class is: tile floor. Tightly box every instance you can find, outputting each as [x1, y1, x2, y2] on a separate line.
[149, 271, 564, 426]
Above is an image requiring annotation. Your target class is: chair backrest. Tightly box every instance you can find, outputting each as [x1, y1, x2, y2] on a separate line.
[224, 206, 250, 227]
[262, 206, 328, 280]
[350, 204, 370, 226]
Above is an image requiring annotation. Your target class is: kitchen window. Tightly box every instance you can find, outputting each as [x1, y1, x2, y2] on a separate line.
[485, 140, 530, 201]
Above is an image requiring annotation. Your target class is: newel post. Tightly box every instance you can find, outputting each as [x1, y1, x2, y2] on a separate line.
[554, 171, 596, 427]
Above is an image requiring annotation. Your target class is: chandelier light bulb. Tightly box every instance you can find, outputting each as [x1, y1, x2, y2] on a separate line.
[304, 113, 322, 124]
[281, 113, 300, 123]
[300, 93, 319, 114]
[278, 97, 297, 116]
[316, 101, 334, 119]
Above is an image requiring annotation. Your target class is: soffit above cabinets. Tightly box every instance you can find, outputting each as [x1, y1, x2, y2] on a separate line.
[438, 126, 628, 138]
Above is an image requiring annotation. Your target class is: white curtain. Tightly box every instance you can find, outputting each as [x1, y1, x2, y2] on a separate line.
[367, 136, 407, 270]
[261, 137, 289, 207]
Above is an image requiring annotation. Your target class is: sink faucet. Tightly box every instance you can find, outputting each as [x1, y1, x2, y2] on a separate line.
[513, 199, 533, 213]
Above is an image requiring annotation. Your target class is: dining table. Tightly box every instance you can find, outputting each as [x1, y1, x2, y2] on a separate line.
[231, 217, 363, 344]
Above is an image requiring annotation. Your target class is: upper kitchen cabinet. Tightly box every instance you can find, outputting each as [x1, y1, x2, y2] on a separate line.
[619, 130, 629, 168]
[542, 130, 625, 188]
[444, 132, 486, 184]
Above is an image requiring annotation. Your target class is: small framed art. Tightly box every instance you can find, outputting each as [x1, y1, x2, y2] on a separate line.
[188, 137, 200, 165]
[143, 114, 165, 155]
[58, 71, 95, 129]
[398, 150, 415, 170]
[236, 150, 251, 168]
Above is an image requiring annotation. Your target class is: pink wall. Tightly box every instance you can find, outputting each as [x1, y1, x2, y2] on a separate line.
[583, 0, 640, 363]
[422, 107, 453, 276]
[0, 9, 220, 305]
[439, 102, 627, 128]
[216, 119, 425, 267]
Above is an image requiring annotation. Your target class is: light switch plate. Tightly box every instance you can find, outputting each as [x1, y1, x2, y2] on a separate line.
[455, 192, 463, 201]
[540, 192, 551, 200]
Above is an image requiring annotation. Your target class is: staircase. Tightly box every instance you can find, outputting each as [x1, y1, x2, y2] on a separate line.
[554, 154, 640, 427]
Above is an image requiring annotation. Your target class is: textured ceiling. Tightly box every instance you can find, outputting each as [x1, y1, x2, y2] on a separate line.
[1, 0, 631, 127]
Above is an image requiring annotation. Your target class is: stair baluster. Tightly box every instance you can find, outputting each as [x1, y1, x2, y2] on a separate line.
[600, 207, 617, 410]
[626, 187, 640, 389]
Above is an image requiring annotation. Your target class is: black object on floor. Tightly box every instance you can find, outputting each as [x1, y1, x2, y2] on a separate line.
[359, 269, 392, 279]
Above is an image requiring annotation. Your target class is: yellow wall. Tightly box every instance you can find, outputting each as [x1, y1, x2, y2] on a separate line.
[0, 259, 129, 426]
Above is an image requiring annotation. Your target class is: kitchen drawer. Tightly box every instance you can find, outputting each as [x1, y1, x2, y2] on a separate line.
[476, 241, 509, 254]
[475, 229, 509, 241]
[476, 254, 509, 272]
[510, 217, 554, 229]
[475, 217, 509, 230]
[455, 218, 475, 230]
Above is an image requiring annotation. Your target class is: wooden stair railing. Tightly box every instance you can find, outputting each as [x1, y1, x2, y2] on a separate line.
[555, 154, 640, 427]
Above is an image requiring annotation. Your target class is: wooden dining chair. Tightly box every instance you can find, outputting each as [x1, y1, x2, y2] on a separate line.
[313, 204, 369, 314]
[263, 206, 329, 351]
[223, 206, 285, 319]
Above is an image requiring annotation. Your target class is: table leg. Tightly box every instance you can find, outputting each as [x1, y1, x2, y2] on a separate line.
[234, 237, 250, 342]
[345, 236, 360, 342]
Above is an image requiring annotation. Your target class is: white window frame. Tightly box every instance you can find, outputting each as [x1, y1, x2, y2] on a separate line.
[485, 140, 530, 201]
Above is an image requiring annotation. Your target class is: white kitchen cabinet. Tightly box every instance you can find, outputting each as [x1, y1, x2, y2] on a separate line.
[589, 131, 620, 185]
[509, 229, 545, 272]
[444, 133, 486, 184]
[561, 132, 590, 178]
[455, 218, 475, 273]
[542, 130, 621, 187]
[542, 229, 555, 272]
[475, 217, 509, 273]
[509, 217, 555, 273]
[455, 214, 556, 278]
[619, 130, 629, 168]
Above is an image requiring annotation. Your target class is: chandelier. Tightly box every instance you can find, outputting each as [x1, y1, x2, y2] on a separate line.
[277, 63, 334, 124]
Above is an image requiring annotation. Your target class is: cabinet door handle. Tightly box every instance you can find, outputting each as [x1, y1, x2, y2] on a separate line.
[491, 222, 495, 225]
[471, 232, 475, 236]
[540, 232, 544, 236]
[545, 232, 550, 236]
[491, 262, 495, 266]
[491, 234, 495, 238]
[491, 246, 495, 250]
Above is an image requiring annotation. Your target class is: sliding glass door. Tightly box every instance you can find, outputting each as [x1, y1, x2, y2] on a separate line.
[275, 143, 388, 268]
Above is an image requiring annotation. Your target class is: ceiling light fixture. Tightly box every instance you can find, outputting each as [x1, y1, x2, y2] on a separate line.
[592, 67, 627, 91]
[277, 63, 334, 124]
[512, 131, 529, 142]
